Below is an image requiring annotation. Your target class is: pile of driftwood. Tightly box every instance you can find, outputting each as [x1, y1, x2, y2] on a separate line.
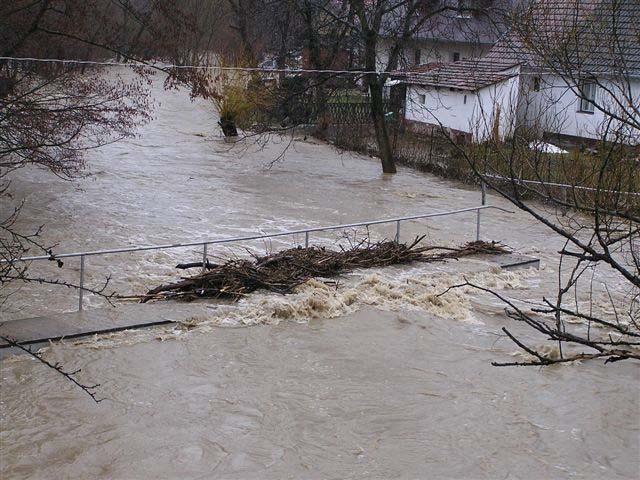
[141, 238, 507, 303]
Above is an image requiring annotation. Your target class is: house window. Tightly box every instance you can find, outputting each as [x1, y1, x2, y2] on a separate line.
[579, 81, 596, 113]
[533, 77, 541, 92]
[456, 0, 472, 18]
[414, 49, 421, 65]
[452, 52, 460, 62]
[418, 94, 426, 104]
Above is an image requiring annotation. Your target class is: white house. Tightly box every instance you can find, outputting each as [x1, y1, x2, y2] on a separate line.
[402, 60, 522, 141]
[400, 0, 640, 145]
[514, 73, 640, 144]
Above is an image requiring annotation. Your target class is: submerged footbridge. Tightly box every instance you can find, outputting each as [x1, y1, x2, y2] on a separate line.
[0, 204, 539, 354]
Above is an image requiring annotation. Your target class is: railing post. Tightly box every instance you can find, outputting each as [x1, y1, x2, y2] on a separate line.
[476, 181, 486, 241]
[481, 180, 487, 205]
[78, 255, 85, 311]
[395, 220, 401, 243]
[305, 231, 309, 248]
[202, 243, 208, 273]
[561, 187, 568, 216]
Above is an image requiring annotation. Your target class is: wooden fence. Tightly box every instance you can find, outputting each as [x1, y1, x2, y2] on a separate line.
[295, 100, 397, 125]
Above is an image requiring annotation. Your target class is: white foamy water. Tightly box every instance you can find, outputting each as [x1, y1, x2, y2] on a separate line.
[1, 73, 638, 479]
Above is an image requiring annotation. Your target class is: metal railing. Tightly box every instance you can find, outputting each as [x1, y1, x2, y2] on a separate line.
[483, 174, 640, 197]
[4, 204, 510, 312]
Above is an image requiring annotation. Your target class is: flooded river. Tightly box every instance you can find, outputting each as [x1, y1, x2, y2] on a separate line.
[0, 72, 564, 320]
[1, 76, 638, 478]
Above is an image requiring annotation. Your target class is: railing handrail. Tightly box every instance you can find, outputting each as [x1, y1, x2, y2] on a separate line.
[484, 174, 640, 197]
[4, 205, 510, 263]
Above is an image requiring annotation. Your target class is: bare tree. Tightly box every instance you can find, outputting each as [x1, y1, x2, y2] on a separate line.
[345, 0, 449, 173]
[0, 0, 223, 398]
[445, 0, 640, 365]
[312, 0, 509, 173]
[0, 0, 219, 282]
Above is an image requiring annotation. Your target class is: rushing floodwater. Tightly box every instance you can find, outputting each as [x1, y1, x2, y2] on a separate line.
[1, 75, 638, 479]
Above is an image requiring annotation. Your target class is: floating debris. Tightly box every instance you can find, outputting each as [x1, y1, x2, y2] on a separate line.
[140, 238, 508, 303]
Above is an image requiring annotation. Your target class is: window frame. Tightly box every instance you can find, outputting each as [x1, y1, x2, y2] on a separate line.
[533, 76, 541, 92]
[456, 0, 472, 18]
[578, 80, 596, 114]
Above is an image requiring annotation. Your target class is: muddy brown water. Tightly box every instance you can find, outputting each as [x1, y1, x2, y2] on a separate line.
[1, 74, 638, 479]
[1, 309, 638, 479]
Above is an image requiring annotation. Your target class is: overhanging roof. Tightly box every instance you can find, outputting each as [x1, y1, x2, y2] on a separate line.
[398, 60, 519, 91]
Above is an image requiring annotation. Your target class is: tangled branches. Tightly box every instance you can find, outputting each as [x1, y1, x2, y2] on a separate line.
[1, 335, 103, 403]
[141, 238, 508, 302]
[440, 278, 640, 366]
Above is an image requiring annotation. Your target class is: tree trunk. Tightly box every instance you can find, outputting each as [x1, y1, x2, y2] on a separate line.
[228, 0, 256, 65]
[368, 77, 396, 173]
[218, 118, 238, 137]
